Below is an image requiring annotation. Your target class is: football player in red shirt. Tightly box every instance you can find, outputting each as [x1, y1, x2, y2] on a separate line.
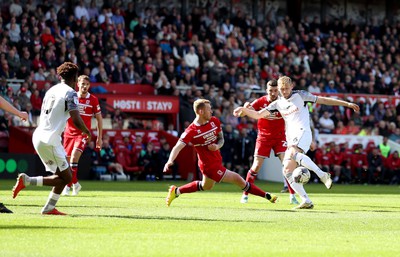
[239, 80, 299, 204]
[62, 75, 103, 195]
[164, 99, 277, 207]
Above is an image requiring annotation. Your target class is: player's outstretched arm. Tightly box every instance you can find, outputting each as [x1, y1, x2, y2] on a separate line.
[163, 140, 185, 173]
[70, 109, 92, 143]
[233, 106, 271, 119]
[0, 96, 28, 121]
[316, 96, 360, 113]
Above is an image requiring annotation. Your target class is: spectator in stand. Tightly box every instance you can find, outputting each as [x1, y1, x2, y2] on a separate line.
[184, 46, 199, 70]
[374, 102, 386, 122]
[7, 49, 20, 74]
[138, 142, 159, 181]
[233, 128, 254, 176]
[4, 88, 14, 104]
[345, 120, 361, 135]
[95, 66, 110, 84]
[367, 148, 384, 184]
[34, 67, 46, 81]
[41, 27, 55, 47]
[30, 89, 42, 116]
[386, 151, 400, 184]
[9, 0, 23, 17]
[0, 60, 15, 79]
[74, 0, 90, 21]
[351, 144, 368, 183]
[314, 144, 331, 174]
[333, 121, 348, 135]
[378, 136, 391, 158]
[389, 128, 400, 144]
[17, 87, 30, 112]
[111, 108, 124, 129]
[318, 111, 335, 134]
[111, 62, 128, 83]
[307, 80, 321, 94]
[324, 80, 338, 93]
[100, 139, 124, 177]
[329, 143, 350, 183]
[32, 53, 46, 72]
[166, 123, 178, 137]
[141, 72, 154, 85]
[122, 136, 133, 152]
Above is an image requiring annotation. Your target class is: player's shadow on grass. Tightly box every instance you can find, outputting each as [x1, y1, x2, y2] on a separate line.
[7, 203, 125, 209]
[358, 206, 400, 212]
[0, 225, 74, 230]
[72, 214, 274, 223]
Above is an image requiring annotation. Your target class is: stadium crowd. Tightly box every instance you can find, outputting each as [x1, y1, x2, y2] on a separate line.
[0, 1, 399, 184]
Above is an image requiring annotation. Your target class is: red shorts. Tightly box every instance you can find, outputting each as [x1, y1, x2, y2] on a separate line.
[63, 136, 88, 157]
[200, 164, 227, 183]
[254, 136, 287, 158]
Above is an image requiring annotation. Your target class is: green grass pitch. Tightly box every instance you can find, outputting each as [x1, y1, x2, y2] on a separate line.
[0, 180, 399, 257]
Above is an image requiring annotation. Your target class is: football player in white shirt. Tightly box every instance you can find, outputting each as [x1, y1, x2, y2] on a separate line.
[234, 76, 360, 209]
[0, 96, 28, 213]
[12, 62, 91, 215]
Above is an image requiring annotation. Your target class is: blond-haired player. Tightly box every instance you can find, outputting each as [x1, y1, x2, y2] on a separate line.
[234, 76, 359, 209]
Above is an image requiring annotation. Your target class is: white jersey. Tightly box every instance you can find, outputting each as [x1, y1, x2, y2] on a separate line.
[34, 82, 78, 146]
[265, 90, 317, 137]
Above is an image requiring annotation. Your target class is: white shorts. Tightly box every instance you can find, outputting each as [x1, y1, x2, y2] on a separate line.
[32, 135, 69, 173]
[286, 128, 312, 153]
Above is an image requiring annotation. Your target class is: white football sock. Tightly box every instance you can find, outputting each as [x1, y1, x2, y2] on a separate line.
[285, 172, 311, 203]
[29, 176, 43, 186]
[41, 192, 60, 213]
[294, 152, 325, 178]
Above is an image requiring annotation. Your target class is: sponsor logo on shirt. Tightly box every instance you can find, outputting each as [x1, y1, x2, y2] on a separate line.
[281, 106, 299, 116]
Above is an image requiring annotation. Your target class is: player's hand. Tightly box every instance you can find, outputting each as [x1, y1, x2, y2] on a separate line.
[348, 103, 360, 113]
[96, 137, 102, 149]
[208, 144, 219, 151]
[19, 111, 28, 122]
[163, 161, 173, 173]
[243, 102, 251, 108]
[83, 131, 92, 143]
[233, 107, 244, 117]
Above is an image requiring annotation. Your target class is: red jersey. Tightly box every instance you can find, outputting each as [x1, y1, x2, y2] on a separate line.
[329, 150, 345, 165]
[385, 154, 400, 170]
[180, 116, 222, 171]
[64, 93, 101, 137]
[251, 96, 285, 138]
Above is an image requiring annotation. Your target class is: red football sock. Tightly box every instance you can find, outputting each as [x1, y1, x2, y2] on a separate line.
[69, 163, 78, 186]
[243, 170, 258, 196]
[178, 181, 203, 194]
[286, 178, 295, 194]
[242, 182, 266, 198]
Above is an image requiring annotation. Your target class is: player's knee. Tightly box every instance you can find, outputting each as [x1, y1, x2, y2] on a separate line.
[287, 147, 298, 159]
[251, 163, 261, 173]
[282, 166, 291, 175]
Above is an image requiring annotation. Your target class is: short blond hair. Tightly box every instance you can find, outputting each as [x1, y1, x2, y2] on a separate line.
[193, 99, 210, 114]
[277, 76, 293, 87]
[78, 75, 90, 82]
